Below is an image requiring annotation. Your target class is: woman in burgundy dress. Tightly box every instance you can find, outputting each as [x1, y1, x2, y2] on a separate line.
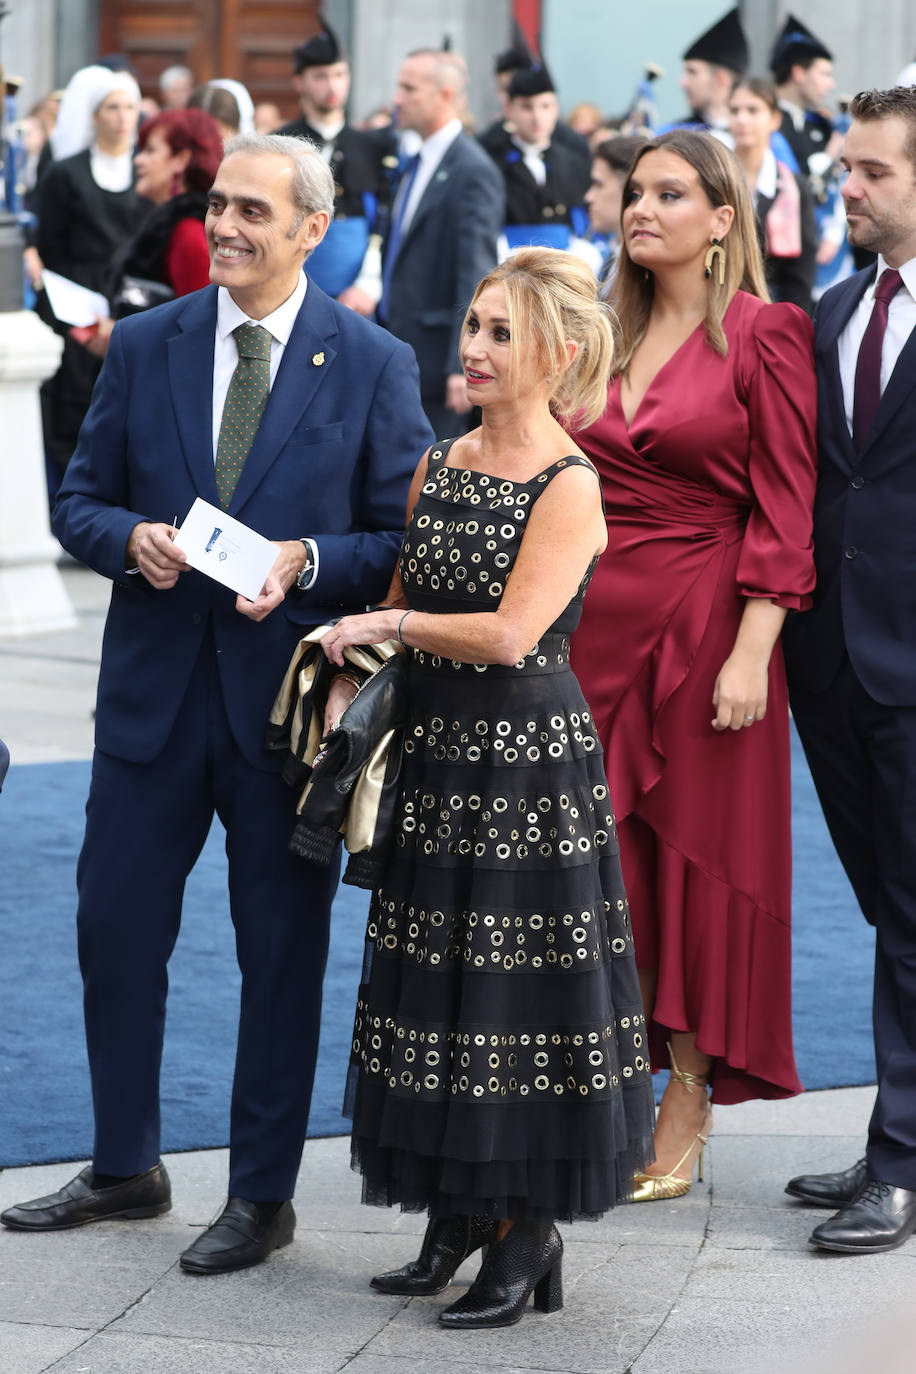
[571, 131, 817, 1199]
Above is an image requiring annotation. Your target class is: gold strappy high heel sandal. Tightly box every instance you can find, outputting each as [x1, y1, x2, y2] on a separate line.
[631, 1042, 712, 1203]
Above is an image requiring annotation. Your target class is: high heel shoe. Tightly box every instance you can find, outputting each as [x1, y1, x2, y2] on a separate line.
[370, 1215, 496, 1295]
[631, 1041, 713, 1203]
[438, 1221, 563, 1329]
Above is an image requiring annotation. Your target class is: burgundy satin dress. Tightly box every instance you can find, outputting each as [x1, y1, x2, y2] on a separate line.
[571, 292, 817, 1104]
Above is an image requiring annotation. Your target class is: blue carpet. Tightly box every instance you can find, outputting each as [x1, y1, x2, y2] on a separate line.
[0, 729, 874, 1168]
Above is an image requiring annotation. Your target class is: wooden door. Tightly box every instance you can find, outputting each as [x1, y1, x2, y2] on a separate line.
[99, 0, 320, 120]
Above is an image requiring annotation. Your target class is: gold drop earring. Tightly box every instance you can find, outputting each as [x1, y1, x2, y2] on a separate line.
[704, 237, 726, 285]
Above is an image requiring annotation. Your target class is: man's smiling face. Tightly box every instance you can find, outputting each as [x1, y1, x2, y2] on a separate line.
[206, 151, 326, 317]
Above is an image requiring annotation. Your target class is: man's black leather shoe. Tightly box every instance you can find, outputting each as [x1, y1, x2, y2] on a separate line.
[809, 1179, 916, 1253]
[0, 1163, 171, 1231]
[179, 1197, 295, 1274]
[785, 1157, 867, 1208]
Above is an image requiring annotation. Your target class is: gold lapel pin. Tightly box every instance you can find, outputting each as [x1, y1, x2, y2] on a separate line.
[312, 351, 325, 367]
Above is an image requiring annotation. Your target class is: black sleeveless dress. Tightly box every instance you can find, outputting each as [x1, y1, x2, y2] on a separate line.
[345, 440, 655, 1222]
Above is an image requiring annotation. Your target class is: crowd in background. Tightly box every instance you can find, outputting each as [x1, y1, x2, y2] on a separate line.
[2, 8, 914, 494]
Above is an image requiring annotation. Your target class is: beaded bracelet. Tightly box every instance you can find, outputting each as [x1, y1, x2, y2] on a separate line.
[397, 610, 415, 646]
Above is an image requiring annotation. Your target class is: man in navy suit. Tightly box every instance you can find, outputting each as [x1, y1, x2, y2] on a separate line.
[782, 88, 916, 1254]
[376, 48, 504, 438]
[0, 134, 433, 1271]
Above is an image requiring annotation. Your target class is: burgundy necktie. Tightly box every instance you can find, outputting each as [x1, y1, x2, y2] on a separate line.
[852, 268, 903, 448]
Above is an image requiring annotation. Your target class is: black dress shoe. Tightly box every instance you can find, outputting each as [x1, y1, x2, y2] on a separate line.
[371, 1215, 496, 1295]
[439, 1222, 563, 1329]
[0, 1163, 171, 1231]
[785, 1157, 867, 1208]
[179, 1197, 295, 1274]
[809, 1179, 916, 1254]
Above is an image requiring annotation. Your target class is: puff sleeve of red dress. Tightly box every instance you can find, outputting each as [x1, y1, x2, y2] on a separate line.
[736, 302, 817, 610]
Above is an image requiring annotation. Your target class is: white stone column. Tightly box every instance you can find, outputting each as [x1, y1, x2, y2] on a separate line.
[0, 309, 76, 636]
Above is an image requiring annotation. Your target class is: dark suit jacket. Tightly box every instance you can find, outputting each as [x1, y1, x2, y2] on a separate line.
[783, 266, 916, 704]
[52, 281, 433, 769]
[273, 118, 384, 218]
[480, 124, 589, 228]
[382, 131, 504, 404]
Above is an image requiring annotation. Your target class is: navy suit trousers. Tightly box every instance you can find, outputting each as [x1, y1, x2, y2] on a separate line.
[792, 659, 916, 1187]
[76, 632, 339, 1200]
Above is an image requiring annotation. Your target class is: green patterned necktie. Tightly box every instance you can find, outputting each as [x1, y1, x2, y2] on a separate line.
[214, 322, 273, 511]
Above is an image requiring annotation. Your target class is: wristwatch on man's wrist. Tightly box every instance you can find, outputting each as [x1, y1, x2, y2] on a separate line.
[296, 538, 317, 591]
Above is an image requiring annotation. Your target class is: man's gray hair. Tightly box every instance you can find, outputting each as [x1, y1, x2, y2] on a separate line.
[407, 48, 468, 98]
[159, 65, 192, 92]
[224, 132, 336, 223]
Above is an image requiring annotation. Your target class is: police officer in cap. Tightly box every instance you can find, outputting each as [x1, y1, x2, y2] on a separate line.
[770, 14, 835, 179]
[482, 61, 590, 252]
[276, 16, 384, 305]
[662, 6, 749, 135]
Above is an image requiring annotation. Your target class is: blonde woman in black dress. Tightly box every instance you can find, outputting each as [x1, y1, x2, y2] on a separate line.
[321, 248, 654, 1329]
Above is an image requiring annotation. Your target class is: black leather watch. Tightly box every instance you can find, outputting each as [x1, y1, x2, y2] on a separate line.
[296, 538, 316, 591]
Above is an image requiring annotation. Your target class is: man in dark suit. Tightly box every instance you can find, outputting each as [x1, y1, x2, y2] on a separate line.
[375, 48, 504, 438]
[0, 133, 433, 1271]
[782, 88, 916, 1255]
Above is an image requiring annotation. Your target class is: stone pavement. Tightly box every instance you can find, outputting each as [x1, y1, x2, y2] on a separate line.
[1, 567, 912, 1374]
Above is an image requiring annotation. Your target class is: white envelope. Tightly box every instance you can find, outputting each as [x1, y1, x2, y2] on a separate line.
[176, 498, 279, 602]
[41, 270, 110, 327]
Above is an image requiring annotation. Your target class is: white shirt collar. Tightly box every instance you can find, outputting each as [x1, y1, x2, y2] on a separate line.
[778, 98, 806, 132]
[216, 271, 307, 346]
[418, 117, 462, 166]
[873, 252, 916, 302]
[756, 146, 778, 200]
[89, 143, 134, 193]
[310, 115, 345, 142]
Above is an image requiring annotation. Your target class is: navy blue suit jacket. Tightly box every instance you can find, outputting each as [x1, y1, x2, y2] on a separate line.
[52, 281, 433, 768]
[784, 266, 916, 705]
[383, 132, 504, 402]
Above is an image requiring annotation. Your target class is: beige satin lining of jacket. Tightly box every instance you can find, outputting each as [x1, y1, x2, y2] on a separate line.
[269, 625, 403, 851]
[343, 727, 398, 853]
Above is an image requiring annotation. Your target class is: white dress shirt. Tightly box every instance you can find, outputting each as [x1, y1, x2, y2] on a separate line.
[212, 272, 318, 585]
[836, 254, 916, 434]
[511, 136, 549, 188]
[308, 115, 345, 163]
[399, 117, 463, 235]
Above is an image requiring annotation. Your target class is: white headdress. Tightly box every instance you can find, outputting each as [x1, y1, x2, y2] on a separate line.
[50, 65, 141, 161]
[209, 79, 256, 134]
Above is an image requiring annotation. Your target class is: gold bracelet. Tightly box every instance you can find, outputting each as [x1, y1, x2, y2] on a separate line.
[332, 672, 361, 693]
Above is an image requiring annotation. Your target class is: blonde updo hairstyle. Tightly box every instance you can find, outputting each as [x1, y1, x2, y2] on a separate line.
[611, 130, 768, 374]
[463, 248, 615, 428]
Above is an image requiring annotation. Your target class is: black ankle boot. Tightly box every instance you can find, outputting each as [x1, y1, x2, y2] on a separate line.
[439, 1221, 563, 1328]
[370, 1215, 496, 1295]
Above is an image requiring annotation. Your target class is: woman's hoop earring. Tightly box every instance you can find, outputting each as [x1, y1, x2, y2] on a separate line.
[704, 237, 726, 286]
